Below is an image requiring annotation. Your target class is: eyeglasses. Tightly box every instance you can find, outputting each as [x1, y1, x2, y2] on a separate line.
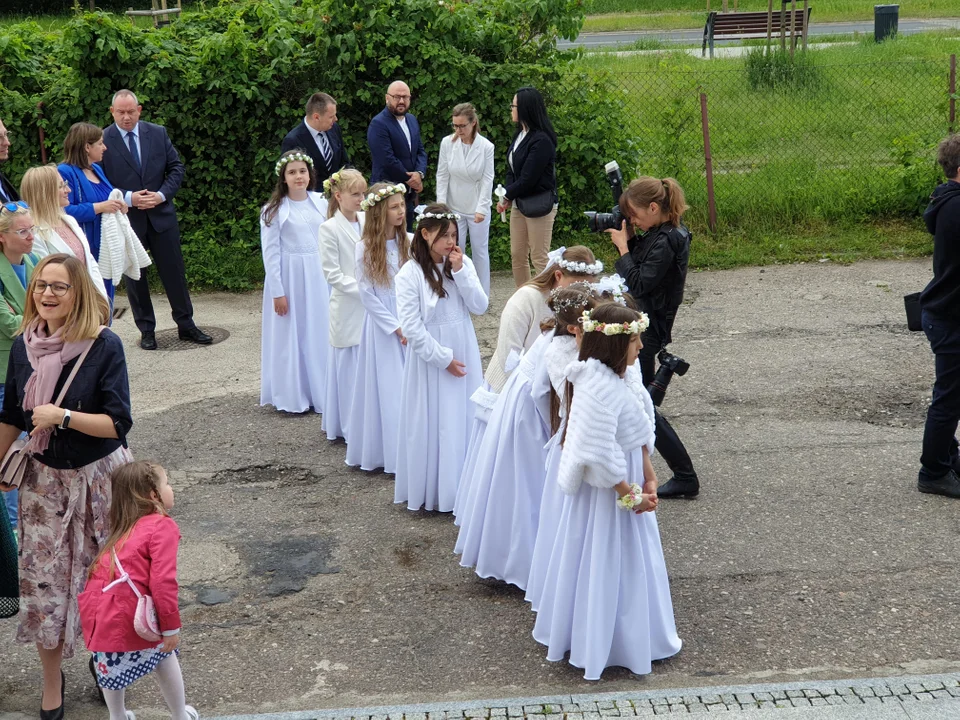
[387, 93, 411, 101]
[510, 104, 518, 109]
[32, 280, 72, 297]
[452, 122, 470, 130]
[6, 225, 36, 239]
[1, 200, 29, 214]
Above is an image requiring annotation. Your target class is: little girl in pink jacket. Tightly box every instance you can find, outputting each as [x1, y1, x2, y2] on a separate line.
[79, 461, 197, 720]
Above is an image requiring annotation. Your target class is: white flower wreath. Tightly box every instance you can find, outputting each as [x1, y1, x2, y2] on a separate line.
[579, 309, 649, 336]
[558, 256, 604, 275]
[275, 152, 313, 177]
[415, 211, 460, 225]
[360, 183, 406, 211]
[322, 170, 345, 196]
[593, 274, 629, 306]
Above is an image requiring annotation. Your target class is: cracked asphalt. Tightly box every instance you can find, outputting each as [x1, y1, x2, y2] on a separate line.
[2, 257, 958, 720]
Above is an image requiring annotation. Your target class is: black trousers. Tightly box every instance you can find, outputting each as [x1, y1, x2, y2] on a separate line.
[125, 221, 195, 333]
[920, 310, 960, 479]
[404, 191, 418, 232]
[640, 325, 698, 482]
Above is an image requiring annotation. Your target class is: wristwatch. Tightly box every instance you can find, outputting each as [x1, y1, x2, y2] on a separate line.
[59, 409, 72, 430]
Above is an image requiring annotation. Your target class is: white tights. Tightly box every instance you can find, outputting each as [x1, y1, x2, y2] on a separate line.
[103, 654, 192, 720]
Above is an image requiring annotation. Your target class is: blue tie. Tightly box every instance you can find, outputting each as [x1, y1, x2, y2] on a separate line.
[127, 131, 142, 172]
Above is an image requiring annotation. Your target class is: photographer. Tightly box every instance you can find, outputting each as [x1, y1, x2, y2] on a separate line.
[606, 176, 700, 498]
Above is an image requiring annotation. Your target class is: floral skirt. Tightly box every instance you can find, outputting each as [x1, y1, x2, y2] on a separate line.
[16, 446, 134, 658]
[93, 646, 178, 690]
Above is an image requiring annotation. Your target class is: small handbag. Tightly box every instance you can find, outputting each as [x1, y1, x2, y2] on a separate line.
[516, 190, 555, 218]
[105, 549, 162, 643]
[0, 331, 101, 489]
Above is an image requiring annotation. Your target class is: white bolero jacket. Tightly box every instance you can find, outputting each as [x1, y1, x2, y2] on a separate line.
[32, 215, 108, 300]
[260, 192, 328, 300]
[395, 255, 488, 370]
[556, 358, 657, 496]
[318, 209, 366, 348]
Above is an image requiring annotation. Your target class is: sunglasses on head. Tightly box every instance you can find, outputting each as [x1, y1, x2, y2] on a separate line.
[1, 201, 28, 214]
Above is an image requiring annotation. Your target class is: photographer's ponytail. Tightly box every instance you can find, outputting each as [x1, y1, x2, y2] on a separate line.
[660, 177, 689, 227]
[620, 176, 690, 228]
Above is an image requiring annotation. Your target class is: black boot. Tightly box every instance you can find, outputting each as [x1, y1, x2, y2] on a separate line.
[658, 476, 700, 499]
[917, 469, 960, 498]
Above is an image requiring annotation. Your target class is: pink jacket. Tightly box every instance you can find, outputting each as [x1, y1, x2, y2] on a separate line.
[79, 513, 182, 652]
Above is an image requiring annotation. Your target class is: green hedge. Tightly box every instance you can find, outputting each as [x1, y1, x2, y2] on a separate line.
[0, 0, 637, 289]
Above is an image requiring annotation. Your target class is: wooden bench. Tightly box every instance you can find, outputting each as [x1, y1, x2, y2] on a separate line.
[702, 6, 811, 57]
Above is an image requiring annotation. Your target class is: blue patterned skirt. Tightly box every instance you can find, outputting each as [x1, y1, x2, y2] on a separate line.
[92, 646, 179, 690]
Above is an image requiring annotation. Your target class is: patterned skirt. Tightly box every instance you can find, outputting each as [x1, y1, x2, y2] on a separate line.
[93, 647, 178, 690]
[16, 446, 134, 658]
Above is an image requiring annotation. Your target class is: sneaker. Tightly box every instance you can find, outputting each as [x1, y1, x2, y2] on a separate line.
[184, 705, 199, 720]
[917, 469, 960, 498]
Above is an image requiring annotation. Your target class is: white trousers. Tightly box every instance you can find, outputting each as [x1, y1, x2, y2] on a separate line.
[457, 213, 491, 298]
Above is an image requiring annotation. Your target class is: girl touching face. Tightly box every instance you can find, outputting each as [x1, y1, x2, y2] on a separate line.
[425, 224, 458, 263]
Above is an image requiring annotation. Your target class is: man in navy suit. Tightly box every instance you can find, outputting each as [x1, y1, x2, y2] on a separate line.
[281, 92, 350, 191]
[367, 81, 428, 230]
[0, 118, 19, 203]
[101, 90, 210, 350]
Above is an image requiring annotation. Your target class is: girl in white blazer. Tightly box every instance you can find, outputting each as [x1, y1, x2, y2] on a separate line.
[436, 103, 495, 297]
[318, 169, 367, 442]
[394, 203, 488, 512]
[19, 165, 109, 300]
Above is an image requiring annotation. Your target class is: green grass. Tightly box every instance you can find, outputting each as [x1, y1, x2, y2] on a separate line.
[583, 0, 960, 33]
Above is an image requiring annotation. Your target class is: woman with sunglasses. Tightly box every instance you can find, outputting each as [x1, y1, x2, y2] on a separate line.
[20, 165, 109, 301]
[0, 253, 132, 720]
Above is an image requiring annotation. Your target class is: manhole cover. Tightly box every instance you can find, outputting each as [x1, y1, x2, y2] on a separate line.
[154, 326, 230, 351]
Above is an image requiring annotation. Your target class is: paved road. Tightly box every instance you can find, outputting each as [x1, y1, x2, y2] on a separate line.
[565, 17, 960, 49]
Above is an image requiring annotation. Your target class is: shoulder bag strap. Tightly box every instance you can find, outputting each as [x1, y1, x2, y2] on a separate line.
[102, 548, 144, 598]
[53, 326, 106, 407]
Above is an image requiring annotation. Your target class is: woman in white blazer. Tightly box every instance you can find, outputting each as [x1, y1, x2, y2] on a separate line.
[318, 169, 367, 442]
[19, 164, 109, 300]
[436, 103, 495, 297]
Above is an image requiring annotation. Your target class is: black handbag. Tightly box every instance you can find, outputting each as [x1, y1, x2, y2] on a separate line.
[516, 190, 555, 218]
[904, 291, 922, 331]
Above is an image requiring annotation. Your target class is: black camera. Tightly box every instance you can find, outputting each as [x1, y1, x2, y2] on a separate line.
[584, 161, 626, 233]
[647, 350, 690, 407]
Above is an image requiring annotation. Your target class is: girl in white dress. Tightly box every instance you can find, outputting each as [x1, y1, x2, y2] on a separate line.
[346, 182, 411, 472]
[531, 302, 682, 680]
[454, 246, 603, 523]
[318, 169, 367, 441]
[394, 203, 488, 512]
[260, 150, 330, 413]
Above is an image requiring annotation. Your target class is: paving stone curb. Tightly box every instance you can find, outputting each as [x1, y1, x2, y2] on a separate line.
[209, 672, 960, 720]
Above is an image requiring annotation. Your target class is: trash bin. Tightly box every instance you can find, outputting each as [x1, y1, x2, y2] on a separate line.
[875, 4, 899, 42]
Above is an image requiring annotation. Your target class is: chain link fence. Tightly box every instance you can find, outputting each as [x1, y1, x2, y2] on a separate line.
[587, 53, 957, 231]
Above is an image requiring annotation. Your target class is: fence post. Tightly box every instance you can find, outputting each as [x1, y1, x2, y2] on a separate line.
[766, 0, 773, 53]
[789, 0, 797, 57]
[780, 1, 786, 52]
[950, 54, 957, 133]
[36, 102, 47, 165]
[802, 0, 809, 51]
[700, 92, 717, 232]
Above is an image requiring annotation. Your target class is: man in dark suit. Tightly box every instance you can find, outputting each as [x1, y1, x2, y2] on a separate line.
[0, 118, 20, 203]
[367, 81, 428, 230]
[101, 90, 211, 350]
[281, 92, 350, 190]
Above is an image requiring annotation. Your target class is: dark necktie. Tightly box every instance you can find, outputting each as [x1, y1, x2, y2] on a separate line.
[317, 132, 332, 167]
[127, 131, 142, 172]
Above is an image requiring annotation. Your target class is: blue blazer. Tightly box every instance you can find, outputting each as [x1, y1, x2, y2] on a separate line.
[57, 162, 113, 258]
[100, 121, 185, 237]
[367, 107, 428, 186]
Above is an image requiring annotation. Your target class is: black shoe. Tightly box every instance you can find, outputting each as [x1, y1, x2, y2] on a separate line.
[658, 476, 700, 499]
[89, 655, 105, 705]
[178, 326, 213, 345]
[917, 469, 960, 498]
[39, 670, 64, 720]
[140, 331, 157, 350]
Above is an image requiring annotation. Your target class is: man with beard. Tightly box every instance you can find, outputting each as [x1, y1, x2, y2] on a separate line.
[367, 80, 428, 230]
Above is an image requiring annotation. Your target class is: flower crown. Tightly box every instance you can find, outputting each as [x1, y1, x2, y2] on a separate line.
[276, 152, 313, 177]
[593, 274, 629, 306]
[416, 211, 460, 225]
[322, 169, 346, 196]
[579, 309, 649, 336]
[548, 284, 594, 311]
[361, 183, 406, 211]
[545, 245, 604, 276]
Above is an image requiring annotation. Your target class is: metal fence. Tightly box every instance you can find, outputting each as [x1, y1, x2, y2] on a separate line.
[588, 53, 957, 231]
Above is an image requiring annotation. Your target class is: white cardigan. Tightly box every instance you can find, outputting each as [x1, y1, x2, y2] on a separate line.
[436, 134, 495, 216]
[32, 215, 109, 300]
[395, 255, 488, 370]
[484, 284, 552, 393]
[261, 192, 328, 300]
[318, 209, 366, 348]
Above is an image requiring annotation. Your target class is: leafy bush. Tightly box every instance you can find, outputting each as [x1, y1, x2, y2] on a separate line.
[0, 0, 641, 289]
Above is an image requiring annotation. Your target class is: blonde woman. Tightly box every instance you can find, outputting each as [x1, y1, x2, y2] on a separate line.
[0, 254, 132, 719]
[436, 103, 495, 296]
[20, 164, 109, 301]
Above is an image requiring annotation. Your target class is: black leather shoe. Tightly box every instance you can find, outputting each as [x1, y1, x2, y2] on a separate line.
[658, 476, 700, 499]
[39, 670, 64, 720]
[89, 655, 105, 705]
[918, 469, 960, 498]
[178, 326, 213, 345]
[140, 332, 157, 350]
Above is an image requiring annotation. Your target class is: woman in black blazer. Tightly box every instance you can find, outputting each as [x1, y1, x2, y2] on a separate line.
[496, 87, 558, 287]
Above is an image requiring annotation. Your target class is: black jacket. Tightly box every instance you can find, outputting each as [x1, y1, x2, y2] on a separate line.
[0, 330, 132, 469]
[614, 222, 691, 345]
[282, 120, 350, 191]
[505, 129, 557, 203]
[0, 167, 19, 203]
[921, 180, 960, 323]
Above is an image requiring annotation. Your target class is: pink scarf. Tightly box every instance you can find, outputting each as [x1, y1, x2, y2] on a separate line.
[22, 321, 89, 453]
